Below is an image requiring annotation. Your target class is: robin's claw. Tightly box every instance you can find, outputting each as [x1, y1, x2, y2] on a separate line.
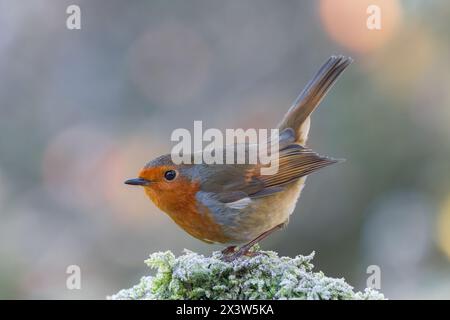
[220, 245, 265, 262]
[220, 246, 242, 262]
[221, 246, 237, 255]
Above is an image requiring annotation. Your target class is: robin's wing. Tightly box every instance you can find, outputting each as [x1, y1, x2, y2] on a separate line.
[254, 144, 339, 194]
[194, 142, 339, 203]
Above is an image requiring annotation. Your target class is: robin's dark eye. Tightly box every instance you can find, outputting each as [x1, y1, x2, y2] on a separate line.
[164, 170, 177, 181]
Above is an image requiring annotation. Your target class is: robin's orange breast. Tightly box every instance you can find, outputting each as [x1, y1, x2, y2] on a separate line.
[144, 180, 232, 244]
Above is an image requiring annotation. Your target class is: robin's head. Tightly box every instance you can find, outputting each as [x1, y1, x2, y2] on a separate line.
[125, 154, 231, 243]
[125, 154, 183, 190]
[124, 155, 197, 210]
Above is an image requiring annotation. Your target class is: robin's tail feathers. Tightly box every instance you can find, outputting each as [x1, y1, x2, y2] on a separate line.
[278, 55, 353, 141]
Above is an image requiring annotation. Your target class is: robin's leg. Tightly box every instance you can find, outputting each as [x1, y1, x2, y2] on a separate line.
[221, 245, 237, 255]
[221, 223, 285, 262]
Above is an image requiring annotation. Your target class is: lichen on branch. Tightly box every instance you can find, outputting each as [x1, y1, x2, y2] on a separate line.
[110, 249, 384, 300]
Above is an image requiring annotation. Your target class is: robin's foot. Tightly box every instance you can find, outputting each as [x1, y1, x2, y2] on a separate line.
[220, 244, 263, 262]
[221, 246, 237, 255]
[221, 248, 245, 262]
[221, 223, 285, 262]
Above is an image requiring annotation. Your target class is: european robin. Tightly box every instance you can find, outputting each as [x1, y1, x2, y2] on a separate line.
[125, 56, 352, 261]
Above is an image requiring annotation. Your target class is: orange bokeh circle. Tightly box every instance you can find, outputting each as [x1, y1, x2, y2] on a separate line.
[319, 0, 402, 54]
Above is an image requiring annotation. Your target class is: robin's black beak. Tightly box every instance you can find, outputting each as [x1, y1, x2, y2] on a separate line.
[124, 178, 151, 186]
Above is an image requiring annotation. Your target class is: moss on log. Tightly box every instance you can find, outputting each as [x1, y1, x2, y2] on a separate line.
[110, 249, 384, 300]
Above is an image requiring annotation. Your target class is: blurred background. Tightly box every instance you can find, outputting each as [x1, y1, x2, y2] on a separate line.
[1, 0, 450, 299]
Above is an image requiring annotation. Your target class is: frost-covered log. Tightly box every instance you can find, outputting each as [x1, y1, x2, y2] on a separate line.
[110, 249, 384, 300]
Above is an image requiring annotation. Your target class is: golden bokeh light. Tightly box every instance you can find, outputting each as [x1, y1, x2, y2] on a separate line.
[319, 0, 402, 54]
[437, 195, 450, 260]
